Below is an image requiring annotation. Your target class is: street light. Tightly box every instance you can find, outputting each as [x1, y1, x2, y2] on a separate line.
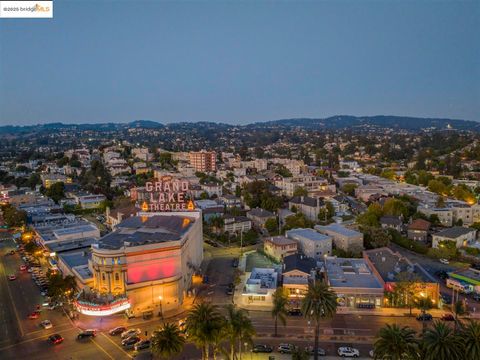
[158, 295, 163, 319]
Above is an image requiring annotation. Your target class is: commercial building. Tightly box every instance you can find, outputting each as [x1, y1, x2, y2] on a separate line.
[241, 268, 278, 307]
[286, 228, 332, 260]
[264, 236, 298, 262]
[189, 150, 216, 172]
[315, 223, 364, 253]
[35, 220, 100, 248]
[432, 227, 477, 249]
[74, 211, 203, 317]
[324, 257, 384, 309]
[282, 254, 317, 308]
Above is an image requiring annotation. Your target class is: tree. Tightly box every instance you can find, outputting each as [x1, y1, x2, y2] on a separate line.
[225, 305, 255, 360]
[356, 203, 383, 227]
[1, 204, 27, 228]
[271, 288, 288, 337]
[461, 320, 480, 360]
[427, 180, 449, 196]
[45, 181, 65, 203]
[422, 321, 463, 360]
[186, 303, 224, 360]
[414, 296, 433, 333]
[341, 183, 358, 196]
[264, 217, 278, 235]
[374, 324, 418, 360]
[362, 227, 391, 249]
[453, 300, 467, 331]
[291, 347, 310, 360]
[151, 323, 186, 359]
[383, 198, 408, 218]
[283, 213, 314, 231]
[301, 281, 337, 360]
[293, 187, 308, 197]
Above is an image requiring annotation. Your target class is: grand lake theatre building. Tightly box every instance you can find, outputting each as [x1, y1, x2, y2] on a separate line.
[72, 210, 203, 317]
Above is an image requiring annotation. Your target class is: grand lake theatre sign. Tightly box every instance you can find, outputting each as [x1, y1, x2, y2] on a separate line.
[142, 176, 194, 212]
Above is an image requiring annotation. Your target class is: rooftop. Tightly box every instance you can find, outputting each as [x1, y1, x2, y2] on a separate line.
[286, 228, 331, 242]
[283, 253, 317, 275]
[408, 219, 431, 231]
[315, 223, 362, 237]
[325, 257, 383, 289]
[266, 236, 297, 246]
[96, 214, 195, 250]
[434, 226, 476, 239]
[247, 208, 274, 218]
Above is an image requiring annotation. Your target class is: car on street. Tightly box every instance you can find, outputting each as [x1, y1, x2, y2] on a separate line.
[435, 270, 448, 280]
[134, 339, 151, 351]
[416, 313, 433, 321]
[122, 336, 141, 349]
[8, 274, 16, 281]
[28, 312, 40, 319]
[441, 313, 455, 321]
[472, 293, 480, 302]
[121, 328, 141, 339]
[287, 309, 302, 316]
[48, 334, 64, 345]
[337, 347, 360, 357]
[20, 265, 27, 271]
[439, 258, 450, 265]
[77, 329, 97, 339]
[40, 320, 53, 329]
[277, 343, 296, 354]
[109, 326, 127, 336]
[252, 344, 273, 353]
[305, 346, 327, 356]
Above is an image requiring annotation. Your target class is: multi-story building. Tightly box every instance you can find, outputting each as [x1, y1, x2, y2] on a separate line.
[432, 227, 477, 249]
[286, 228, 332, 260]
[289, 196, 325, 222]
[223, 215, 252, 233]
[189, 150, 216, 172]
[315, 223, 364, 253]
[264, 236, 298, 262]
[74, 211, 203, 317]
[417, 205, 453, 227]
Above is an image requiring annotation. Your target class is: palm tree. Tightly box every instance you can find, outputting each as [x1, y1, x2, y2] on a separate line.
[186, 302, 224, 360]
[460, 320, 480, 360]
[452, 300, 467, 330]
[225, 304, 255, 360]
[422, 321, 463, 360]
[414, 296, 433, 333]
[150, 322, 186, 360]
[301, 281, 337, 360]
[271, 287, 288, 337]
[374, 324, 418, 360]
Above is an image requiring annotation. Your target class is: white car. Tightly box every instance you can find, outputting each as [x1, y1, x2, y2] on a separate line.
[41, 320, 53, 329]
[439, 258, 449, 265]
[121, 328, 141, 339]
[337, 347, 360, 357]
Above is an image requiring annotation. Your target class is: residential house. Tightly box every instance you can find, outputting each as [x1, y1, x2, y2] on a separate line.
[407, 219, 431, 242]
[432, 227, 477, 249]
[264, 236, 298, 262]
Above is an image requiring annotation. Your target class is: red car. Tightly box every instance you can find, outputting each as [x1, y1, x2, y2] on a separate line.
[28, 312, 40, 319]
[8, 274, 16, 281]
[441, 313, 455, 321]
[20, 265, 27, 271]
[48, 334, 64, 345]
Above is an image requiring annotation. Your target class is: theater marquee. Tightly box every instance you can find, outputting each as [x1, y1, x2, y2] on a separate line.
[142, 176, 194, 211]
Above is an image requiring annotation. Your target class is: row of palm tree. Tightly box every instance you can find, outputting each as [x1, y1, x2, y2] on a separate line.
[374, 320, 480, 360]
[150, 280, 338, 360]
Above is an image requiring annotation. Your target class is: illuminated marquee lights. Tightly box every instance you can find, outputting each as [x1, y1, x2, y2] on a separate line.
[74, 298, 131, 317]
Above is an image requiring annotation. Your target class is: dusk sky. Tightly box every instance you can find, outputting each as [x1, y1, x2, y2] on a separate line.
[0, 0, 479, 125]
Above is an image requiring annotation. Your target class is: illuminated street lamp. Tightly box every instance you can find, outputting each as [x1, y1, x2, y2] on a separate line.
[159, 295, 163, 319]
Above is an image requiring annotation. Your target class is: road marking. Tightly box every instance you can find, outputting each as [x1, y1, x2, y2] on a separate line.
[90, 337, 115, 360]
[100, 332, 133, 359]
[0, 326, 78, 350]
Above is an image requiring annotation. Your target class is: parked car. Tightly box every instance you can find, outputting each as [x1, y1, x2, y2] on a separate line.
[252, 344, 273, 353]
[28, 312, 40, 319]
[122, 336, 141, 349]
[337, 347, 360, 357]
[277, 343, 296, 354]
[287, 309, 302, 316]
[8, 274, 16, 281]
[121, 328, 141, 339]
[77, 329, 97, 339]
[109, 326, 127, 336]
[40, 320, 53, 329]
[416, 313, 433, 321]
[441, 313, 455, 321]
[134, 339, 151, 351]
[48, 334, 64, 345]
[305, 345, 326, 356]
[472, 293, 480, 302]
[20, 265, 27, 271]
[439, 258, 450, 265]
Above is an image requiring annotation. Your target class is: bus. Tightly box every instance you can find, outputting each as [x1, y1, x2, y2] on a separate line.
[446, 278, 473, 294]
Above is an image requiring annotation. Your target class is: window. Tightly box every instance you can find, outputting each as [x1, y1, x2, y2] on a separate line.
[102, 273, 106, 281]
[115, 273, 120, 281]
